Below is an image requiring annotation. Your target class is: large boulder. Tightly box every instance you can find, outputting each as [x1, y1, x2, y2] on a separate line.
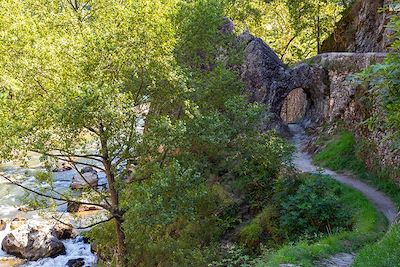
[71, 167, 98, 190]
[1, 226, 65, 261]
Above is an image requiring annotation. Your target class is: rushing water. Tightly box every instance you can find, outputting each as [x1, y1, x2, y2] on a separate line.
[0, 157, 101, 266]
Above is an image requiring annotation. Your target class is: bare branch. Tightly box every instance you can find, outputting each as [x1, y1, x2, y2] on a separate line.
[34, 151, 106, 172]
[68, 157, 112, 209]
[0, 174, 109, 210]
[51, 215, 115, 230]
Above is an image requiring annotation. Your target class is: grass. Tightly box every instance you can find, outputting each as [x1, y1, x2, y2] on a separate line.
[311, 130, 400, 267]
[253, 178, 387, 267]
[314, 131, 400, 208]
[353, 223, 400, 267]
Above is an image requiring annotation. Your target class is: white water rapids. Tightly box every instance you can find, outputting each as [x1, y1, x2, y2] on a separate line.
[0, 158, 101, 267]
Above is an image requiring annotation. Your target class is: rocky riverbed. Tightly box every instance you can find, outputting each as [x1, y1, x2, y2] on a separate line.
[0, 157, 104, 266]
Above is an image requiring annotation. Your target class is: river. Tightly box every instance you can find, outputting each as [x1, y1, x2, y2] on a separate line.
[0, 157, 100, 267]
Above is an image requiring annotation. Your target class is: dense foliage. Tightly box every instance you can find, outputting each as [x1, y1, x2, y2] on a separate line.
[0, 0, 378, 266]
[0, 0, 293, 265]
[228, 0, 351, 63]
[238, 173, 353, 253]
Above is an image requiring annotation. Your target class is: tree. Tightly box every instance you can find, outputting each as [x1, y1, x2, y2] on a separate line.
[286, 0, 345, 55]
[0, 0, 181, 265]
[0, 0, 293, 265]
[226, 0, 347, 62]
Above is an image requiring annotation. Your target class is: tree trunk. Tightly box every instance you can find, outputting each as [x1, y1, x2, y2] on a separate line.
[99, 123, 128, 267]
[114, 217, 127, 266]
[317, 1, 321, 54]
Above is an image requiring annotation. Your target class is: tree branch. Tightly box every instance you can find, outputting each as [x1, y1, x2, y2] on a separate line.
[68, 157, 112, 209]
[0, 174, 109, 210]
[51, 215, 115, 230]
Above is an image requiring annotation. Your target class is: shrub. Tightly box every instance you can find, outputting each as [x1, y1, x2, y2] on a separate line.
[239, 205, 282, 250]
[279, 175, 353, 241]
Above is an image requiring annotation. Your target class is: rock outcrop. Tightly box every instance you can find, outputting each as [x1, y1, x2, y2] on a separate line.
[239, 29, 399, 170]
[240, 31, 328, 134]
[321, 0, 396, 53]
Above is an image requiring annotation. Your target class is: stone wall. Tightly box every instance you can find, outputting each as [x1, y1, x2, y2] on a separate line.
[306, 53, 399, 174]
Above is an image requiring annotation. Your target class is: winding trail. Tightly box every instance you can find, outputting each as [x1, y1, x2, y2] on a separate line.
[289, 124, 399, 267]
[290, 124, 398, 224]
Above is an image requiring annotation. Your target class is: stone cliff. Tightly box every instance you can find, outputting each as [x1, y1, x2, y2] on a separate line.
[321, 0, 395, 53]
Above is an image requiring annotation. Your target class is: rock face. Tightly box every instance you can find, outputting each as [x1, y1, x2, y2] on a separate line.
[307, 52, 387, 122]
[71, 167, 99, 190]
[280, 88, 308, 124]
[321, 0, 395, 53]
[1, 226, 66, 260]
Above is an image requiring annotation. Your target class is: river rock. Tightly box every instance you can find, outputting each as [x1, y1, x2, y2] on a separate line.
[67, 202, 101, 213]
[10, 216, 27, 231]
[52, 162, 73, 172]
[66, 258, 85, 267]
[18, 206, 34, 212]
[0, 220, 6, 231]
[0, 257, 27, 267]
[71, 167, 98, 190]
[81, 166, 97, 174]
[51, 223, 77, 240]
[1, 226, 66, 260]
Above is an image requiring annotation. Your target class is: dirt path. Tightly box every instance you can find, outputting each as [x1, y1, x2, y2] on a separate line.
[289, 124, 398, 224]
[288, 124, 398, 267]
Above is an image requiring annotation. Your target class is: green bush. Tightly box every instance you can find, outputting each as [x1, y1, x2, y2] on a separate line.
[255, 177, 386, 267]
[239, 205, 281, 250]
[279, 175, 353, 241]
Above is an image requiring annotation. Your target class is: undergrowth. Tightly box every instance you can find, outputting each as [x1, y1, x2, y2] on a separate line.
[353, 223, 400, 267]
[253, 177, 386, 267]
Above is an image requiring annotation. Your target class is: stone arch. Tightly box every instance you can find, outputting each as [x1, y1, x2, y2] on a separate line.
[240, 32, 329, 134]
